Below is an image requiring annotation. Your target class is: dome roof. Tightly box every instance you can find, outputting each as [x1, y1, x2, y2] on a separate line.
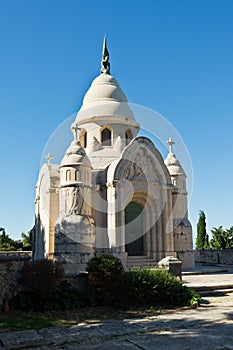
[83, 73, 128, 105]
[164, 152, 186, 176]
[61, 140, 91, 167]
[75, 73, 137, 125]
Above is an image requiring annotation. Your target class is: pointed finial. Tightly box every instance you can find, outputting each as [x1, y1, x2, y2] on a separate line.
[101, 36, 110, 74]
[166, 137, 175, 153]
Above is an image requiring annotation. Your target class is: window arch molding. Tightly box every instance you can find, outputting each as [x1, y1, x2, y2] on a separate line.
[100, 125, 112, 146]
[79, 128, 87, 148]
[125, 128, 133, 145]
[66, 169, 72, 181]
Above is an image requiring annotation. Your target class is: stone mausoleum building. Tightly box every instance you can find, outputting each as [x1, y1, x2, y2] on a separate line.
[34, 39, 194, 272]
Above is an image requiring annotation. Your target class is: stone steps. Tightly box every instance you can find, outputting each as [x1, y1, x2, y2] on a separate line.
[198, 288, 233, 296]
[126, 255, 158, 269]
[189, 283, 233, 296]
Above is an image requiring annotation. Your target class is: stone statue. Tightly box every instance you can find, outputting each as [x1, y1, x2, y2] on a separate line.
[68, 187, 84, 215]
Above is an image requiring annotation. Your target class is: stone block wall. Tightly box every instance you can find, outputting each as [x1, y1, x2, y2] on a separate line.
[195, 249, 233, 265]
[0, 252, 31, 307]
[176, 251, 195, 270]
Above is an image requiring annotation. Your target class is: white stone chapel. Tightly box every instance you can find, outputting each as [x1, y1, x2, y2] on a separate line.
[33, 38, 194, 272]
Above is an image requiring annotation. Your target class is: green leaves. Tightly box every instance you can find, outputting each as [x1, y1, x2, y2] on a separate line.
[210, 226, 233, 249]
[196, 210, 209, 249]
[0, 228, 32, 251]
[0, 227, 19, 251]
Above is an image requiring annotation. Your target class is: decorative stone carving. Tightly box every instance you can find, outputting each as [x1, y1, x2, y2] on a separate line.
[122, 148, 155, 181]
[68, 187, 84, 215]
[87, 136, 101, 152]
[114, 136, 124, 152]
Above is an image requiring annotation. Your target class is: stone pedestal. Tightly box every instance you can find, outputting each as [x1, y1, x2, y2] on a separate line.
[54, 214, 95, 273]
[65, 271, 90, 292]
[158, 256, 182, 280]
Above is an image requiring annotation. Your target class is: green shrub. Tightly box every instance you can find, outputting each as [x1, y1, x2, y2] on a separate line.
[12, 259, 65, 311]
[11, 280, 95, 311]
[116, 268, 201, 309]
[86, 253, 124, 304]
[19, 259, 64, 292]
[52, 280, 95, 310]
[86, 257, 201, 309]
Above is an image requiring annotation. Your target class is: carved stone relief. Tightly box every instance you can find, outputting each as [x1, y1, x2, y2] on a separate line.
[65, 187, 84, 215]
[122, 148, 156, 181]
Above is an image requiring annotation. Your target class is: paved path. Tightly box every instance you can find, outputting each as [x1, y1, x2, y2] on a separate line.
[1, 265, 233, 350]
[183, 265, 233, 292]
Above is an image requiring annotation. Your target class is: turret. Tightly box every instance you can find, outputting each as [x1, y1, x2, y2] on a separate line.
[164, 138, 194, 269]
[54, 139, 95, 273]
[59, 139, 92, 217]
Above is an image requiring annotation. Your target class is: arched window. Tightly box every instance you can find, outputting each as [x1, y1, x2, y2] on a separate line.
[80, 129, 87, 148]
[101, 127, 112, 146]
[66, 170, 71, 181]
[75, 170, 80, 181]
[173, 178, 178, 187]
[125, 129, 133, 145]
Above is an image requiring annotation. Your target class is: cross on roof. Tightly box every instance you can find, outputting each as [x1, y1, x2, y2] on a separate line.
[44, 152, 53, 165]
[73, 124, 82, 141]
[166, 137, 175, 153]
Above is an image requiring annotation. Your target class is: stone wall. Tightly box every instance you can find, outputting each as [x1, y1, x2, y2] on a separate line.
[195, 249, 233, 265]
[176, 251, 195, 270]
[0, 252, 31, 307]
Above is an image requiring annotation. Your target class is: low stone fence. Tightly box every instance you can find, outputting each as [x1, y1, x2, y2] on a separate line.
[0, 251, 32, 307]
[194, 249, 233, 265]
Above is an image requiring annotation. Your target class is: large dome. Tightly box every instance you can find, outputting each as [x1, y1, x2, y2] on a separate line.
[75, 73, 137, 125]
[83, 73, 128, 105]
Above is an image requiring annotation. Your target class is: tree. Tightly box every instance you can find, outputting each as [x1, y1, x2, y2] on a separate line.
[21, 231, 32, 251]
[0, 227, 18, 251]
[196, 211, 209, 249]
[210, 226, 233, 249]
[0, 228, 32, 251]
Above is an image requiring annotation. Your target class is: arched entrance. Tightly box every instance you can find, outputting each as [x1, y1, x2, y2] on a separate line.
[125, 201, 144, 256]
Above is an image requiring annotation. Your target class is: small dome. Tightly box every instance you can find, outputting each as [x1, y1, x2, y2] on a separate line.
[61, 140, 91, 167]
[164, 152, 186, 176]
[75, 73, 137, 124]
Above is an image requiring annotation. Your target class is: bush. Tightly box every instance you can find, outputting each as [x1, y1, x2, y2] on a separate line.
[86, 255, 201, 309]
[11, 280, 95, 311]
[116, 268, 201, 308]
[12, 259, 64, 311]
[11, 258, 95, 311]
[86, 253, 124, 304]
[19, 259, 64, 292]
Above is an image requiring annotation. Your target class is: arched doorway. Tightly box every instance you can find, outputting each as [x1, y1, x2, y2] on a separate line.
[125, 201, 144, 256]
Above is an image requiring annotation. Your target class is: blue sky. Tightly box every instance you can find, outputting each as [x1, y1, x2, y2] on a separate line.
[0, 0, 232, 242]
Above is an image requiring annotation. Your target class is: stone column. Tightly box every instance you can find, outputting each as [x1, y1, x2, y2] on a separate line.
[116, 209, 125, 252]
[157, 215, 164, 260]
[165, 188, 175, 254]
[151, 204, 157, 259]
[149, 200, 157, 259]
[107, 183, 117, 249]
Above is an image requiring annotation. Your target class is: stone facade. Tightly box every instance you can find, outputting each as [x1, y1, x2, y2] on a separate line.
[34, 39, 194, 272]
[0, 252, 31, 307]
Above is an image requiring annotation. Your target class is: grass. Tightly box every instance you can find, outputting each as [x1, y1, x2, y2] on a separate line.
[0, 306, 177, 333]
